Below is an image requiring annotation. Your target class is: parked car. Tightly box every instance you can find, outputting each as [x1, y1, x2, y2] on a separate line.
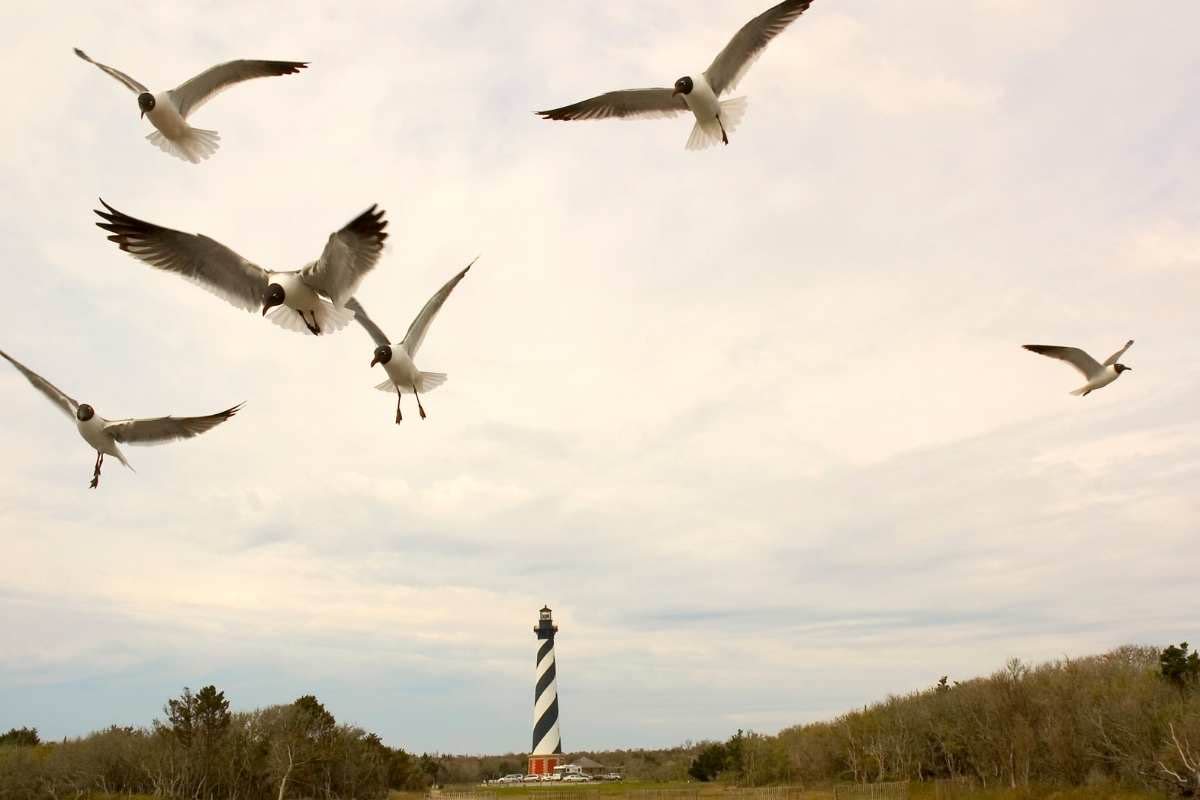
[562, 774, 590, 782]
[601, 773, 624, 781]
[524, 774, 542, 783]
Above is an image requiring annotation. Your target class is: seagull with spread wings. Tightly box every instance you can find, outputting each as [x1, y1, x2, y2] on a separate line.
[536, 0, 812, 150]
[1023, 339, 1135, 397]
[74, 47, 307, 163]
[348, 260, 475, 423]
[94, 200, 388, 336]
[1, 349, 241, 489]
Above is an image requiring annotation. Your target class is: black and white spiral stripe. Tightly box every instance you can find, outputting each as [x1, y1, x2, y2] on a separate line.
[532, 637, 562, 754]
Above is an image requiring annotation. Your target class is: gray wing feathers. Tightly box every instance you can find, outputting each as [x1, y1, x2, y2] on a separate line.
[402, 259, 476, 358]
[0, 349, 79, 419]
[170, 59, 308, 118]
[74, 48, 149, 94]
[94, 199, 268, 313]
[704, 0, 813, 96]
[345, 298, 392, 348]
[302, 206, 389, 307]
[1023, 345, 1102, 378]
[537, 88, 688, 121]
[105, 403, 242, 446]
[1102, 339, 1134, 366]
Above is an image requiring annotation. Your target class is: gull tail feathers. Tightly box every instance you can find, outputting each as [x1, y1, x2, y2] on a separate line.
[1070, 386, 1092, 397]
[685, 97, 748, 151]
[373, 372, 448, 394]
[146, 127, 221, 164]
[266, 301, 356, 336]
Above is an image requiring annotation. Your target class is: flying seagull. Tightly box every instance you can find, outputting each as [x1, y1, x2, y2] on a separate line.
[94, 200, 388, 336]
[348, 260, 475, 423]
[1, 349, 240, 488]
[536, 0, 812, 150]
[1023, 339, 1134, 397]
[74, 47, 307, 163]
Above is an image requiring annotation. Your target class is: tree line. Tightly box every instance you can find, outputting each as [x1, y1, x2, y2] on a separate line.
[2, 642, 1197, 798]
[685, 642, 1199, 796]
[0, 688, 440, 800]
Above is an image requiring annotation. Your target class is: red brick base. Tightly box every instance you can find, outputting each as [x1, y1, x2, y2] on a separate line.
[528, 755, 560, 775]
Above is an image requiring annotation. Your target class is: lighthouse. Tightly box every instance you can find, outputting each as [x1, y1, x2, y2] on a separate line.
[529, 606, 563, 775]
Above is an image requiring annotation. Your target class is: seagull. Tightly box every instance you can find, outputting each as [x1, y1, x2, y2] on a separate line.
[74, 48, 307, 163]
[94, 200, 388, 336]
[1, 349, 241, 489]
[1023, 339, 1135, 397]
[347, 260, 475, 423]
[536, 0, 812, 150]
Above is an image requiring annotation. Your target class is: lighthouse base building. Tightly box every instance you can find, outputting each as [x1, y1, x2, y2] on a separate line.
[529, 606, 563, 775]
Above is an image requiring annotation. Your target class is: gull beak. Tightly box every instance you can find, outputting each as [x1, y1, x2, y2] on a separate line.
[262, 305, 270, 316]
[140, 110, 146, 119]
[671, 89, 681, 97]
[370, 356, 380, 367]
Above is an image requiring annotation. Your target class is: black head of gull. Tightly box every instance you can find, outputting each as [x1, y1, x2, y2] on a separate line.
[76, 404, 95, 421]
[262, 284, 286, 316]
[137, 92, 155, 118]
[672, 76, 694, 97]
[370, 345, 392, 368]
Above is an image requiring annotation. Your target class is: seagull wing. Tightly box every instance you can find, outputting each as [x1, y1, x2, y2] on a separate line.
[345, 298, 392, 348]
[1102, 339, 1134, 366]
[704, 0, 813, 96]
[94, 199, 268, 314]
[537, 88, 688, 121]
[104, 403, 242, 446]
[169, 59, 308, 118]
[301, 205, 389, 307]
[0, 349, 79, 419]
[1023, 345, 1103, 378]
[73, 47, 149, 94]
[402, 259, 475, 358]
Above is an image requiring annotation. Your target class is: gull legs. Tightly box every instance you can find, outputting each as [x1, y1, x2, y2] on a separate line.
[89, 451, 104, 489]
[297, 309, 321, 336]
[394, 387, 428, 423]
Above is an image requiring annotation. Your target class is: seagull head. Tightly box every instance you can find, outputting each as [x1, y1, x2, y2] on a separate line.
[370, 345, 393, 368]
[1114, 363, 1132, 374]
[76, 404, 95, 422]
[137, 92, 155, 118]
[262, 283, 286, 316]
[672, 76, 694, 97]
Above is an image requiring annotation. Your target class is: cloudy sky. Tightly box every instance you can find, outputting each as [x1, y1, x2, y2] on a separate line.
[1, 0, 1198, 754]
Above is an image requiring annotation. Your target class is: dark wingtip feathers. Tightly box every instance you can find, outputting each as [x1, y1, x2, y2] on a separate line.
[348, 204, 389, 245]
[91, 200, 159, 255]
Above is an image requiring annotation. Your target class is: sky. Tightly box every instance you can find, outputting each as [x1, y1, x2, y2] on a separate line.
[1, 0, 1198, 755]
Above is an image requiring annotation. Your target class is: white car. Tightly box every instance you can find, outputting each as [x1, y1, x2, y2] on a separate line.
[562, 774, 590, 782]
[524, 774, 542, 783]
